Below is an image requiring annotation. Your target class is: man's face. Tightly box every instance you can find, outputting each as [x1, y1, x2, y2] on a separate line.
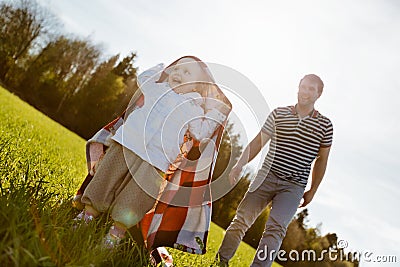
[297, 78, 321, 106]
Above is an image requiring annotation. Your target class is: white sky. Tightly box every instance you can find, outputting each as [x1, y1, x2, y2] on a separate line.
[36, 0, 400, 265]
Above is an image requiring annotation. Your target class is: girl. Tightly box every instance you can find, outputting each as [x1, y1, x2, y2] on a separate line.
[74, 56, 231, 249]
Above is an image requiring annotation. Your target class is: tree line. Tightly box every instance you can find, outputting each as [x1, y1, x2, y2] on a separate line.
[0, 0, 137, 139]
[0, 1, 357, 266]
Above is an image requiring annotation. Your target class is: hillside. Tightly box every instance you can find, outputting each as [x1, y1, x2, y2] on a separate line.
[0, 87, 281, 266]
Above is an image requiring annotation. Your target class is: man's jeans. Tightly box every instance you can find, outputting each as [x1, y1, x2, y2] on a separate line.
[217, 171, 305, 267]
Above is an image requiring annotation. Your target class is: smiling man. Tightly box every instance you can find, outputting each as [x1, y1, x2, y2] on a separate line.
[216, 74, 334, 267]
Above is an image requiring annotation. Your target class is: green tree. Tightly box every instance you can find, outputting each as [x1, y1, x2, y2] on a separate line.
[112, 52, 137, 83]
[279, 210, 358, 267]
[212, 122, 242, 180]
[0, 0, 54, 86]
[17, 35, 100, 117]
[1, 0, 138, 139]
[72, 55, 130, 138]
[112, 52, 139, 119]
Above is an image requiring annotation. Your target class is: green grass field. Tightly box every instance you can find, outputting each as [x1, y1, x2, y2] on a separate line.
[0, 87, 281, 266]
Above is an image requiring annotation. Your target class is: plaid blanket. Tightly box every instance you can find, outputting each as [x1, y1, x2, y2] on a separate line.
[73, 56, 231, 254]
[142, 120, 225, 254]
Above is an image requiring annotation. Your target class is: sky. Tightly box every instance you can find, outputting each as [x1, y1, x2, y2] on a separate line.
[35, 0, 400, 266]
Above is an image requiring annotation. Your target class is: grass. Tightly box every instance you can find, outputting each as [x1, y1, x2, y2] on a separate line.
[0, 87, 281, 266]
[169, 223, 262, 266]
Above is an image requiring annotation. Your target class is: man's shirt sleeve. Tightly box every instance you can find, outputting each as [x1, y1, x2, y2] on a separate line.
[261, 108, 277, 136]
[320, 118, 333, 148]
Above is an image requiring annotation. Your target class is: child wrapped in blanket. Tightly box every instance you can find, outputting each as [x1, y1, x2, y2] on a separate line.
[74, 56, 230, 248]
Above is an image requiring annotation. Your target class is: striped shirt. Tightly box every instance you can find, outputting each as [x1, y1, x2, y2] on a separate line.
[258, 105, 333, 187]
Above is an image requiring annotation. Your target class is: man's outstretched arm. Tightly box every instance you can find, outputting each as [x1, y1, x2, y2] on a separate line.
[300, 146, 331, 207]
[229, 130, 271, 185]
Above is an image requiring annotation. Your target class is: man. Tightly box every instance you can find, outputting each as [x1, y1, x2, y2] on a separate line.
[216, 74, 333, 266]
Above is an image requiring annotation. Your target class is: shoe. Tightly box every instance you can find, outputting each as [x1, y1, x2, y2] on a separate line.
[150, 248, 174, 267]
[102, 225, 126, 249]
[73, 210, 94, 229]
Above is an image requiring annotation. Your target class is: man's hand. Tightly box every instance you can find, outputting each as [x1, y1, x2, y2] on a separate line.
[299, 190, 316, 208]
[229, 164, 243, 186]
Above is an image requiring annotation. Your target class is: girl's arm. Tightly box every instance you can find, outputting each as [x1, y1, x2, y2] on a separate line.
[188, 108, 227, 141]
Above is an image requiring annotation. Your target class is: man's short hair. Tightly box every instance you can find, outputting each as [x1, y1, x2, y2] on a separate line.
[300, 74, 324, 94]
